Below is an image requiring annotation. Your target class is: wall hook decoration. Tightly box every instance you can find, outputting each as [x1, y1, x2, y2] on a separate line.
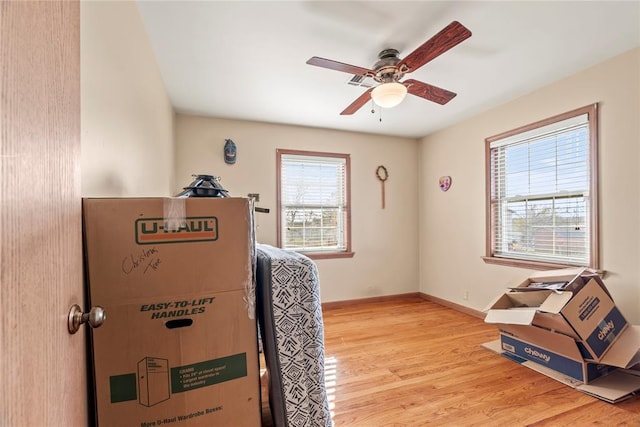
[439, 176, 452, 192]
[376, 165, 389, 209]
[224, 139, 237, 164]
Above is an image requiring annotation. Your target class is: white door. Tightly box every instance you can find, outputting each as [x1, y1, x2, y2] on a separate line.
[0, 1, 87, 425]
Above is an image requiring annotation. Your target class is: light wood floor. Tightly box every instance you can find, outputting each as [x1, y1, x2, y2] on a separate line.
[320, 295, 640, 426]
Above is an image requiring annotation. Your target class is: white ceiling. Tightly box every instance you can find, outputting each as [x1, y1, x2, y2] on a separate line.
[136, 1, 640, 139]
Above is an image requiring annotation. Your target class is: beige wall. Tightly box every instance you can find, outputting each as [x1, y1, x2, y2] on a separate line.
[79, 0, 418, 303]
[80, 1, 638, 312]
[419, 48, 640, 322]
[175, 115, 419, 302]
[81, 0, 174, 197]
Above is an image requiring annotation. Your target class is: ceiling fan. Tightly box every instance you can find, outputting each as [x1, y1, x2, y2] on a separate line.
[306, 21, 472, 115]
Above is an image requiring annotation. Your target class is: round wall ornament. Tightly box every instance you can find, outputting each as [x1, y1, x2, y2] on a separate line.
[376, 165, 389, 181]
[439, 176, 452, 192]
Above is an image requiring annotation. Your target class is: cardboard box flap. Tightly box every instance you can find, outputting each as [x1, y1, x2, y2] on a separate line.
[484, 308, 537, 325]
[482, 293, 506, 313]
[484, 290, 572, 324]
[599, 325, 640, 369]
[577, 371, 640, 403]
[481, 339, 502, 353]
[538, 291, 573, 314]
[483, 290, 550, 312]
[495, 290, 553, 309]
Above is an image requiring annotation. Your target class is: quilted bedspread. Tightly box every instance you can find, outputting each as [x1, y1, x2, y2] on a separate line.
[256, 244, 332, 427]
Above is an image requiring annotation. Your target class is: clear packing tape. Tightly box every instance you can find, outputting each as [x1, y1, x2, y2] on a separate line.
[163, 197, 187, 232]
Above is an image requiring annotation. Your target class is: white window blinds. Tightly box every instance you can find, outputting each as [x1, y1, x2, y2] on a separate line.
[489, 113, 592, 265]
[280, 153, 347, 252]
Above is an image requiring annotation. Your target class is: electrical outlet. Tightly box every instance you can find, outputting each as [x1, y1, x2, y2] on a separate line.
[247, 193, 260, 202]
[463, 291, 469, 301]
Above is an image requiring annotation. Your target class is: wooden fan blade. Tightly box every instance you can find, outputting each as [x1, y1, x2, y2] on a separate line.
[404, 79, 456, 105]
[307, 56, 375, 77]
[398, 21, 472, 72]
[340, 88, 374, 115]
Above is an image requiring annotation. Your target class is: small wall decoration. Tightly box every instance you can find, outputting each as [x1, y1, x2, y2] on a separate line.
[376, 165, 389, 209]
[439, 176, 452, 192]
[224, 139, 237, 164]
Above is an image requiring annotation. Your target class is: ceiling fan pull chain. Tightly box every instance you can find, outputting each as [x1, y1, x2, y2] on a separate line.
[370, 98, 375, 114]
[379, 108, 382, 123]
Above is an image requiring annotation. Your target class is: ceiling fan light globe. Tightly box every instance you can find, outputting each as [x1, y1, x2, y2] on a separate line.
[371, 82, 408, 108]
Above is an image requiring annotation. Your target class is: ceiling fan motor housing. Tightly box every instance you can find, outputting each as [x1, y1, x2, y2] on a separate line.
[373, 49, 405, 83]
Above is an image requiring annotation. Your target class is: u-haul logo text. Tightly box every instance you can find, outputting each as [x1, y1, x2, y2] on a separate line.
[598, 320, 615, 341]
[525, 346, 551, 363]
[135, 217, 218, 244]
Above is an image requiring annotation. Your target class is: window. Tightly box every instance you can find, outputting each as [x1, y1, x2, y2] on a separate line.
[484, 104, 598, 269]
[277, 149, 353, 259]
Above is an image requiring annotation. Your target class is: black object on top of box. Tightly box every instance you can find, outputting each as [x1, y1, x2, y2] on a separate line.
[176, 174, 230, 198]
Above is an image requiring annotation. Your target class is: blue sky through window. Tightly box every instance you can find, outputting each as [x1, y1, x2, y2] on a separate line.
[504, 128, 588, 199]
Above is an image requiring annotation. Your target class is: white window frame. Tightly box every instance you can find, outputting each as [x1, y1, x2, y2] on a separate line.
[276, 149, 353, 259]
[484, 104, 599, 270]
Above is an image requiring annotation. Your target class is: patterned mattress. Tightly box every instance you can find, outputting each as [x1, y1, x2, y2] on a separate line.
[255, 244, 332, 427]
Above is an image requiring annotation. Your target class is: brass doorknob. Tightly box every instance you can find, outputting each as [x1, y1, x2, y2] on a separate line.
[68, 304, 106, 334]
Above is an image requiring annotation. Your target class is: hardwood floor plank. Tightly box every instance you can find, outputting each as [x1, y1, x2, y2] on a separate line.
[321, 297, 640, 426]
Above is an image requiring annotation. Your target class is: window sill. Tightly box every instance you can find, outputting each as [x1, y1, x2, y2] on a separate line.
[481, 256, 589, 271]
[302, 251, 355, 260]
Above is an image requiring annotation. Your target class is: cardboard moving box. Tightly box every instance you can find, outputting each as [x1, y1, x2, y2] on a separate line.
[83, 197, 260, 427]
[498, 325, 617, 384]
[484, 268, 640, 403]
[485, 270, 628, 361]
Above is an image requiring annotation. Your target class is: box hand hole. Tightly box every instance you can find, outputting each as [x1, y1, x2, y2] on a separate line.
[165, 318, 193, 329]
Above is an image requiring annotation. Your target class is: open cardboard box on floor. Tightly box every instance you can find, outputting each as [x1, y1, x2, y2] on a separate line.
[483, 268, 640, 403]
[484, 269, 629, 361]
[83, 197, 261, 426]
